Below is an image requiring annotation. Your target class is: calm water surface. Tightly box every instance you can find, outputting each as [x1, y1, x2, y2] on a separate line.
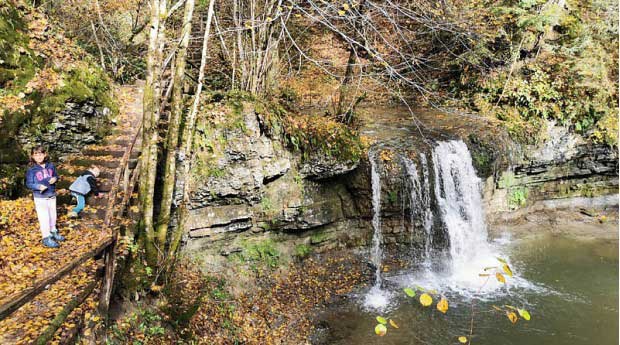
[323, 234, 619, 345]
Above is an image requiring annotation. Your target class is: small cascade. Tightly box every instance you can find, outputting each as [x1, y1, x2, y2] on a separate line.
[369, 150, 384, 285]
[402, 154, 434, 262]
[364, 150, 390, 309]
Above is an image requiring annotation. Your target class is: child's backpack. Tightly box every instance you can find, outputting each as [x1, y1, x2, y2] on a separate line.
[69, 175, 91, 195]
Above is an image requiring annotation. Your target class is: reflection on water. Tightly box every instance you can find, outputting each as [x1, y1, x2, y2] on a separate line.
[322, 234, 619, 345]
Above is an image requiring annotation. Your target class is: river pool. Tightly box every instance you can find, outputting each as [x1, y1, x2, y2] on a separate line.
[320, 234, 619, 345]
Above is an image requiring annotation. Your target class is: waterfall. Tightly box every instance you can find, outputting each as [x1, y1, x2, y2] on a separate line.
[364, 150, 390, 309]
[369, 150, 383, 285]
[429, 140, 499, 289]
[432, 140, 488, 261]
[402, 154, 434, 261]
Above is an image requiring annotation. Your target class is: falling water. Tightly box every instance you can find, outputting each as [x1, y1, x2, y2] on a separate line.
[369, 150, 383, 285]
[429, 140, 500, 290]
[364, 150, 390, 309]
[402, 154, 434, 262]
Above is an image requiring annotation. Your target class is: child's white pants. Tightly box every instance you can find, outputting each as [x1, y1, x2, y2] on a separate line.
[34, 196, 57, 239]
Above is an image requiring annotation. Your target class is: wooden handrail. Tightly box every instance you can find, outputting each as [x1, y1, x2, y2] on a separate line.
[98, 125, 142, 316]
[0, 237, 113, 320]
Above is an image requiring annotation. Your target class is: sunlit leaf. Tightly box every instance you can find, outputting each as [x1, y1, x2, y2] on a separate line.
[506, 311, 518, 324]
[518, 309, 531, 321]
[338, 10, 346, 16]
[403, 287, 416, 297]
[502, 264, 513, 277]
[375, 324, 387, 336]
[437, 298, 449, 313]
[496, 257, 507, 264]
[479, 273, 490, 277]
[389, 319, 399, 329]
[419, 293, 433, 307]
[376, 316, 388, 324]
[492, 305, 503, 311]
[495, 272, 506, 284]
[458, 336, 468, 343]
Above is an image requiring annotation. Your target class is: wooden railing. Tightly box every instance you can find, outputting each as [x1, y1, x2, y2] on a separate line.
[0, 127, 142, 343]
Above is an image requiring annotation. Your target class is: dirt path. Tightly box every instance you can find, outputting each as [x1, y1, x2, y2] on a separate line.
[0, 84, 143, 344]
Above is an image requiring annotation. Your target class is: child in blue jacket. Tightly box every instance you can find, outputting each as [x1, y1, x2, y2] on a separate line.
[25, 145, 65, 248]
[68, 165, 102, 218]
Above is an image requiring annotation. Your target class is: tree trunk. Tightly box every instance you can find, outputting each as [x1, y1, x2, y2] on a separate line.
[155, 0, 196, 253]
[168, 0, 216, 258]
[139, 0, 162, 266]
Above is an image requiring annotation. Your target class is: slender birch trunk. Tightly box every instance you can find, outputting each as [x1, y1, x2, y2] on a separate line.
[139, 0, 163, 266]
[155, 0, 196, 252]
[168, 0, 216, 258]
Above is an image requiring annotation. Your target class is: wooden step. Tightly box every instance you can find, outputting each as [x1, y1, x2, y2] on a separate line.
[68, 157, 119, 169]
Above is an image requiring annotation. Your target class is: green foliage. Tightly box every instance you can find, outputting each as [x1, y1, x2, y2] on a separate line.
[230, 239, 281, 272]
[453, 0, 618, 146]
[388, 191, 398, 204]
[508, 187, 528, 209]
[106, 305, 168, 345]
[260, 196, 273, 212]
[294, 243, 312, 259]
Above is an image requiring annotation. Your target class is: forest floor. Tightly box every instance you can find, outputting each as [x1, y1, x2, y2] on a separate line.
[0, 84, 142, 344]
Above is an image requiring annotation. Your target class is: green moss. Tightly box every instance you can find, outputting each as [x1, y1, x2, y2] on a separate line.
[388, 190, 398, 204]
[229, 239, 281, 271]
[508, 187, 528, 210]
[260, 196, 273, 212]
[310, 230, 330, 245]
[294, 244, 312, 259]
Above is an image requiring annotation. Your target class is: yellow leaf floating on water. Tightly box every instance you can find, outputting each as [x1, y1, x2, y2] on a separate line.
[338, 10, 346, 16]
[375, 324, 387, 336]
[458, 336, 468, 343]
[506, 311, 518, 324]
[436, 297, 449, 314]
[495, 272, 506, 284]
[389, 319, 399, 329]
[502, 264, 513, 277]
[376, 316, 387, 324]
[518, 308, 531, 321]
[419, 293, 433, 307]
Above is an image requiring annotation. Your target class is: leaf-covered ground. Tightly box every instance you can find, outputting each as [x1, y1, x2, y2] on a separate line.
[103, 253, 372, 345]
[0, 84, 142, 344]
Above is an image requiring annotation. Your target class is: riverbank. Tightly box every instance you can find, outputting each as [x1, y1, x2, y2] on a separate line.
[489, 201, 619, 241]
